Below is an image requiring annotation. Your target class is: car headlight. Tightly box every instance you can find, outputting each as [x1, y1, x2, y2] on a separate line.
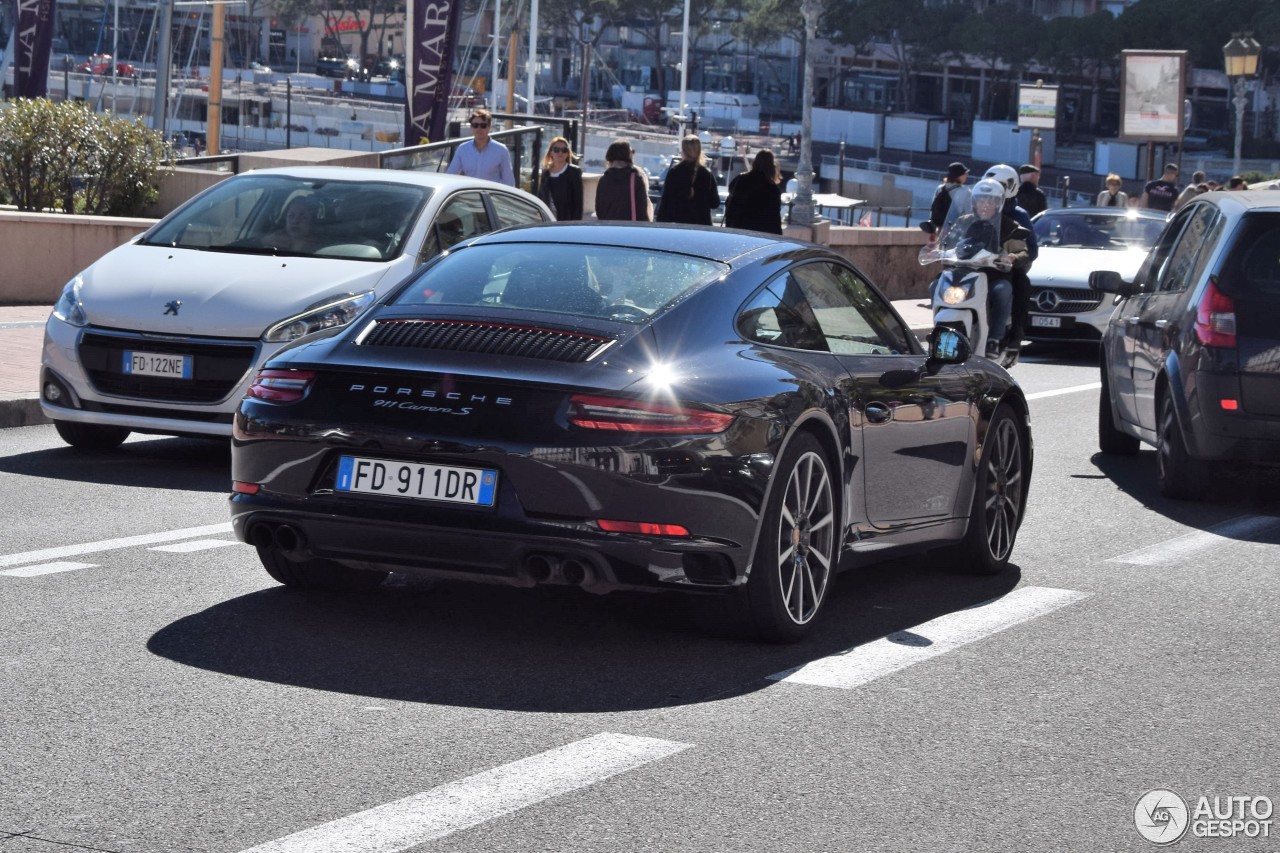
[52, 276, 88, 326]
[263, 291, 375, 342]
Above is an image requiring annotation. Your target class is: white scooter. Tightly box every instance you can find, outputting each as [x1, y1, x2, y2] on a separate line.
[918, 189, 1020, 368]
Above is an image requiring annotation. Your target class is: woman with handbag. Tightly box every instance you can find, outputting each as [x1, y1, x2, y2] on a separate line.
[594, 139, 652, 222]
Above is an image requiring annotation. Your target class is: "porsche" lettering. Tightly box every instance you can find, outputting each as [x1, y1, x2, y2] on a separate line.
[350, 384, 512, 406]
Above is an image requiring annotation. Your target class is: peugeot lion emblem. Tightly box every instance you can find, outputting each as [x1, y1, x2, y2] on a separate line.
[164, 300, 183, 316]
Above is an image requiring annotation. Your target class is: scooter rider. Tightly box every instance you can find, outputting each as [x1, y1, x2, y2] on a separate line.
[952, 178, 1031, 357]
[982, 163, 1038, 346]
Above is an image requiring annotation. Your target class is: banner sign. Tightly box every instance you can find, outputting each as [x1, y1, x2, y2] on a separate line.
[404, 0, 463, 146]
[1017, 85, 1058, 130]
[14, 0, 58, 98]
[1120, 50, 1187, 141]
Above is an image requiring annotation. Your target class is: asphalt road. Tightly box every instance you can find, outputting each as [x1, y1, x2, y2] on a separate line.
[1, 346, 1277, 853]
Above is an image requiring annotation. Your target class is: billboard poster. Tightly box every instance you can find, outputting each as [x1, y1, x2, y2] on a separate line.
[404, 0, 463, 146]
[13, 0, 58, 98]
[1017, 85, 1058, 130]
[1120, 50, 1187, 140]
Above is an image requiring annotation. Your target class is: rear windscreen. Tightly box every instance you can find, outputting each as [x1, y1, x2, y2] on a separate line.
[1221, 213, 1280, 299]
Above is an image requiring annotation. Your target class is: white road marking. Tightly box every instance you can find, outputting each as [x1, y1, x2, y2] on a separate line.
[149, 539, 242, 553]
[770, 586, 1089, 689]
[0, 523, 233, 568]
[1107, 514, 1280, 565]
[1025, 382, 1101, 401]
[237, 733, 691, 853]
[0, 561, 98, 577]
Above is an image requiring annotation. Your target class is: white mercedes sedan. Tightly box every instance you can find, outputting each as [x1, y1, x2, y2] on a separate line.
[41, 166, 552, 449]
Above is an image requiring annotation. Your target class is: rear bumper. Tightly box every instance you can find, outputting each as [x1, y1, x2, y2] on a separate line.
[1188, 371, 1280, 466]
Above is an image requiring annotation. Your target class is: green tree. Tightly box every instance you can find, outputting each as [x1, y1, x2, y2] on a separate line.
[0, 99, 171, 215]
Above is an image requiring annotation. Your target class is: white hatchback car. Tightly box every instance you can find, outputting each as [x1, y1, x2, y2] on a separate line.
[41, 166, 552, 448]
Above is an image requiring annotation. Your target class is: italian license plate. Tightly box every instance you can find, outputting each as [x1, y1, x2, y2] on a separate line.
[123, 350, 192, 379]
[335, 456, 498, 506]
[1030, 315, 1062, 328]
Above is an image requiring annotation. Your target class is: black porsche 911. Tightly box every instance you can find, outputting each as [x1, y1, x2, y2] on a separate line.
[230, 222, 1032, 642]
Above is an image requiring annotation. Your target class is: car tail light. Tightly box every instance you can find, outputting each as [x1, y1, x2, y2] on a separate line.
[232, 481, 260, 494]
[597, 519, 691, 537]
[247, 369, 316, 403]
[1195, 276, 1237, 348]
[568, 394, 734, 434]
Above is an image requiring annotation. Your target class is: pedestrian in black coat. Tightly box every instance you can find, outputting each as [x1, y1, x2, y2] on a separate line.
[656, 135, 720, 226]
[724, 149, 783, 235]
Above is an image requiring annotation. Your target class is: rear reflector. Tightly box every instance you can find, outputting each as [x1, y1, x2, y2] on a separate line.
[232, 481, 260, 494]
[247, 369, 316, 403]
[568, 394, 733, 434]
[597, 519, 691, 537]
[1195, 277, 1237, 348]
[1220, 399, 1239, 411]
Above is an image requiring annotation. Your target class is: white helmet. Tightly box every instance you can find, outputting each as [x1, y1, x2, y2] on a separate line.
[971, 178, 1006, 206]
[983, 164, 1020, 199]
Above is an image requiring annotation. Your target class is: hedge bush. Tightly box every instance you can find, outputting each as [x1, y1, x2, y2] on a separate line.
[0, 98, 173, 215]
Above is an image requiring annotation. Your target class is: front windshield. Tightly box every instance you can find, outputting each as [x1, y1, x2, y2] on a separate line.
[1033, 211, 1165, 250]
[140, 175, 431, 261]
[392, 243, 729, 324]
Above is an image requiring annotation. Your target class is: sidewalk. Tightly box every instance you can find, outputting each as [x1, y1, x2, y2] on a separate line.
[0, 300, 936, 430]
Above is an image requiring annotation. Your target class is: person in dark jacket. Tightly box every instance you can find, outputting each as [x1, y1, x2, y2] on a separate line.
[536, 135, 583, 221]
[656, 134, 720, 226]
[594, 139, 652, 222]
[1015, 164, 1048, 217]
[724, 149, 783, 234]
[920, 161, 970, 236]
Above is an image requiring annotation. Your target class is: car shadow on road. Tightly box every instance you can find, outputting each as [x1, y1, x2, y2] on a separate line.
[146, 556, 1022, 714]
[0, 436, 230, 492]
[1088, 450, 1280, 523]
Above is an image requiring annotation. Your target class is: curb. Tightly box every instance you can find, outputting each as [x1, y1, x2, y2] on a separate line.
[0, 396, 51, 429]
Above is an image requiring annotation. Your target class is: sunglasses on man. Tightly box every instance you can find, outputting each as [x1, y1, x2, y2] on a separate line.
[470, 121, 489, 128]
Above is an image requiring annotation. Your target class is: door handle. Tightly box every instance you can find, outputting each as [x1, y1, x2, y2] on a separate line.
[865, 402, 893, 424]
[1155, 319, 1169, 329]
[1124, 316, 1140, 325]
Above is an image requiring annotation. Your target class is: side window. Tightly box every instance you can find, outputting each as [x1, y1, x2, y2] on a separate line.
[418, 193, 492, 265]
[491, 192, 550, 227]
[737, 276, 827, 352]
[790, 262, 912, 355]
[1134, 209, 1191, 291]
[1156, 205, 1219, 293]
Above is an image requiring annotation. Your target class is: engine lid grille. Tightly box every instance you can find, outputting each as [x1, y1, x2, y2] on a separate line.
[360, 319, 614, 362]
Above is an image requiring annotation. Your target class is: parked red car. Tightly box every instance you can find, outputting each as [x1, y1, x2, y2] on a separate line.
[77, 54, 137, 78]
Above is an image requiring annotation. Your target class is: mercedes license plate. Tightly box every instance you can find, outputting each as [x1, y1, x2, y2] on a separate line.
[123, 350, 192, 379]
[1030, 315, 1062, 328]
[336, 456, 498, 506]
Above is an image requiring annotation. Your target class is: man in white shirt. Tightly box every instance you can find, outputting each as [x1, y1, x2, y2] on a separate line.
[446, 107, 515, 186]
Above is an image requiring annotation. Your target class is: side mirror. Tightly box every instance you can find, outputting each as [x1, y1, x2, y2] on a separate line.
[928, 325, 971, 364]
[1089, 270, 1139, 297]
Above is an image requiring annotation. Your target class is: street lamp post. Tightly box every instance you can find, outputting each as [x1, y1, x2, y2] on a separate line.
[788, 0, 821, 229]
[1223, 33, 1262, 177]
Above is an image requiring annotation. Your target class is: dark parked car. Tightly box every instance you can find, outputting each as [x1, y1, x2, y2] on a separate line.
[1092, 190, 1280, 498]
[230, 223, 1032, 641]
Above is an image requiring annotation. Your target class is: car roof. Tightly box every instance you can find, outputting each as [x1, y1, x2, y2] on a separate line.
[1034, 207, 1167, 220]
[463, 221, 809, 264]
[239, 166, 513, 193]
[1198, 188, 1280, 212]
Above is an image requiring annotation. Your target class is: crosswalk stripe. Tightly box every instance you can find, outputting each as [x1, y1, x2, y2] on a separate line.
[1107, 514, 1280, 565]
[1, 561, 98, 577]
[237, 733, 691, 853]
[149, 539, 243, 553]
[0, 523, 233, 567]
[769, 586, 1089, 689]
[1024, 382, 1101, 401]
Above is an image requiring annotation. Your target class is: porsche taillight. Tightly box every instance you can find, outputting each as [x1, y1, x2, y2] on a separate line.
[247, 369, 316, 403]
[1195, 276, 1237, 349]
[567, 394, 734, 434]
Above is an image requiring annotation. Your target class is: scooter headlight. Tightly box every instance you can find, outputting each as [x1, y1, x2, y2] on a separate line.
[941, 283, 970, 305]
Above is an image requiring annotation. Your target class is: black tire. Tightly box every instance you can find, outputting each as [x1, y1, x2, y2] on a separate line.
[1157, 394, 1208, 501]
[54, 420, 130, 450]
[257, 547, 387, 592]
[735, 432, 838, 643]
[1098, 369, 1140, 455]
[955, 404, 1027, 575]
